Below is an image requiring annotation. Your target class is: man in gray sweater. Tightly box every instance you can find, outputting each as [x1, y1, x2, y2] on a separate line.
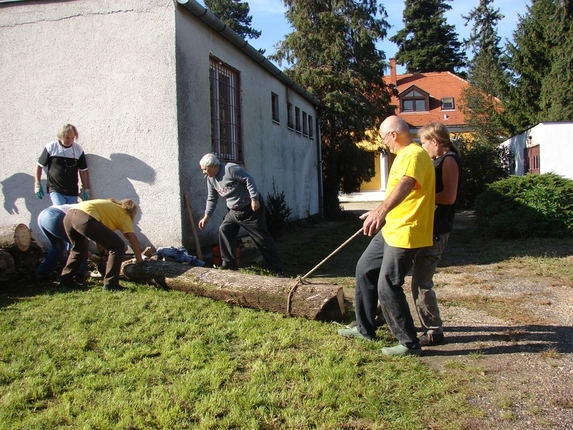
[198, 153, 284, 277]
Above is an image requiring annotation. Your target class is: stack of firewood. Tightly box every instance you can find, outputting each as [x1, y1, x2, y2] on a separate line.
[0, 224, 42, 279]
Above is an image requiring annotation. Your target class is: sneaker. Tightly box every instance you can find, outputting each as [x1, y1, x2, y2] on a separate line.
[419, 332, 445, 347]
[338, 326, 374, 341]
[102, 284, 126, 291]
[381, 344, 422, 357]
[346, 315, 385, 329]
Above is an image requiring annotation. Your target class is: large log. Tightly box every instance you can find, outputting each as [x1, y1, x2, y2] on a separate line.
[0, 224, 31, 252]
[122, 260, 346, 321]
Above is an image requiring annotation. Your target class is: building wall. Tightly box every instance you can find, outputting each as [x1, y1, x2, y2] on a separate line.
[502, 122, 573, 180]
[175, 7, 320, 247]
[0, 0, 181, 249]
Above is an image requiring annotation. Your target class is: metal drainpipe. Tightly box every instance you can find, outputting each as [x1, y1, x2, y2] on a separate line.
[315, 110, 324, 218]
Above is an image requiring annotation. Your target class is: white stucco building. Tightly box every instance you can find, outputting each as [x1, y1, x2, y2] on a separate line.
[501, 121, 573, 179]
[0, 0, 322, 252]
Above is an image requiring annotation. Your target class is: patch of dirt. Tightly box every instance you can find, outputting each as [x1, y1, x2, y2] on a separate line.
[277, 205, 573, 429]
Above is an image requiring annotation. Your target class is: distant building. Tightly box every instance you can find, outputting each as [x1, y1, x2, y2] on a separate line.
[353, 59, 472, 197]
[501, 122, 573, 180]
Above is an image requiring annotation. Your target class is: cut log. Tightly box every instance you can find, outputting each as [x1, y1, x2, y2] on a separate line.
[0, 224, 31, 252]
[122, 260, 346, 320]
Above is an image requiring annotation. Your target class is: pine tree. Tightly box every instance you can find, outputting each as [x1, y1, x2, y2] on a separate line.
[460, 0, 508, 143]
[204, 0, 261, 40]
[539, 1, 573, 121]
[390, 0, 466, 74]
[271, 0, 395, 217]
[504, 0, 557, 131]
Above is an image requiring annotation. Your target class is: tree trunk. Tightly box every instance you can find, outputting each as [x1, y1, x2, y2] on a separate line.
[122, 260, 346, 321]
[0, 224, 31, 252]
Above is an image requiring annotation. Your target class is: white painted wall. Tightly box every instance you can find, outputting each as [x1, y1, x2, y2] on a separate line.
[0, 0, 181, 249]
[501, 122, 573, 179]
[0, 0, 320, 253]
[175, 8, 320, 246]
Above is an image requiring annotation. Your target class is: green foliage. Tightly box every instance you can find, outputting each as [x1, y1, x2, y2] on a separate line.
[265, 179, 292, 238]
[271, 0, 395, 218]
[503, 0, 560, 131]
[456, 137, 508, 209]
[204, 0, 261, 40]
[390, 0, 466, 74]
[474, 173, 573, 238]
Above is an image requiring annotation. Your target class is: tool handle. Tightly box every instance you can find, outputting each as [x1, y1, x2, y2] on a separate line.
[301, 227, 363, 280]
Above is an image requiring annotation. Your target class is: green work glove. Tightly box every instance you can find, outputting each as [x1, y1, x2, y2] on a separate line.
[81, 188, 91, 201]
[35, 183, 44, 199]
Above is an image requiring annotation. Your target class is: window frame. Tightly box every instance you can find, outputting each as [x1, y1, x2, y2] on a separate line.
[209, 56, 243, 163]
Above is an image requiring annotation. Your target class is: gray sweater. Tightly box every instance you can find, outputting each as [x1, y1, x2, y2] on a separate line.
[205, 163, 259, 216]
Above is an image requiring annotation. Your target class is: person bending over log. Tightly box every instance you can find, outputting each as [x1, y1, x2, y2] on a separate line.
[197, 153, 284, 277]
[36, 204, 88, 283]
[59, 199, 144, 291]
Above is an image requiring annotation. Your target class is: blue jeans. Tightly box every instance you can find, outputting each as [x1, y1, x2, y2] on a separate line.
[37, 206, 86, 277]
[49, 192, 78, 205]
[354, 233, 420, 348]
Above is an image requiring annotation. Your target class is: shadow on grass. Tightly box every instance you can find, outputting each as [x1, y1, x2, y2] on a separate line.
[420, 324, 573, 356]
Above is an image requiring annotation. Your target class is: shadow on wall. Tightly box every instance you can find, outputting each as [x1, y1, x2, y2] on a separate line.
[1, 153, 157, 248]
[87, 153, 157, 247]
[1, 172, 47, 234]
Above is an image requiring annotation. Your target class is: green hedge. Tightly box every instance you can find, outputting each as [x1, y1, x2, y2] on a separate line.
[474, 173, 573, 238]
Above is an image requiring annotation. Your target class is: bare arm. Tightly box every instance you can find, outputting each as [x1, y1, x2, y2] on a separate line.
[435, 156, 459, 205]
[124, 232, 143, 263]
[79, 170, 90, 190]
[34, 165, 43, 184]
[362, 176, 416, 236]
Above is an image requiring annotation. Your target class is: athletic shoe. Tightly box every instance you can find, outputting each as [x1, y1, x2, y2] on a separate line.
[337, 326, 374, 341]
[381, 344, 422, 356]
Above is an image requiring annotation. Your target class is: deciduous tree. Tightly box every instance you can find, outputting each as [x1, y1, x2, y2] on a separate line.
[271, 0, 395, 217]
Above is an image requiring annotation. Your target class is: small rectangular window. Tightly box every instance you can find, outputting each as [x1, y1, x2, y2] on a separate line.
[441, 97, 454, 110]
[271, 92, 279, 123]
[295, 107, 301, 133]
[302, 112, 308, 136]
[287, 102, 294, 129]
[308, 115, 314, 138]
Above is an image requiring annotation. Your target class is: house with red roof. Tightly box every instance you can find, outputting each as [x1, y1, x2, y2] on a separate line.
[349, 59, 473, 199]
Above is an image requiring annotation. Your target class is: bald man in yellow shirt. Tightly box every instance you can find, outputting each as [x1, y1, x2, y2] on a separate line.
[339, 115, 435, 356]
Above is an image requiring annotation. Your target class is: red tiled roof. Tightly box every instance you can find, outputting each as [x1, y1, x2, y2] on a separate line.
[383, 71, 470, 128]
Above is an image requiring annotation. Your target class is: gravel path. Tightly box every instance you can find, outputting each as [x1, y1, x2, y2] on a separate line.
[340, 201, 573, 429]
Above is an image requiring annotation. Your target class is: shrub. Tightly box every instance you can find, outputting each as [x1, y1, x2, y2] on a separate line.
[265, 179, 292, 238]
[474, 173, 573, 238]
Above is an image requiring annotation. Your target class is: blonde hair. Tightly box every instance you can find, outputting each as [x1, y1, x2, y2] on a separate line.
[57, 124, 78, 141]
[109, 198, 138, 221]
[418, 122, 459, 154]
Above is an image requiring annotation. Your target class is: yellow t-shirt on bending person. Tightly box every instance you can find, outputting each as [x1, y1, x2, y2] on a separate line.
[75, 199, 134, 235]
[382, 143, 435, 249]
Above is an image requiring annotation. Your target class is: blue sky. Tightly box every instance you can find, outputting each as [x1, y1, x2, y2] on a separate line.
[224, 0, 530, 73]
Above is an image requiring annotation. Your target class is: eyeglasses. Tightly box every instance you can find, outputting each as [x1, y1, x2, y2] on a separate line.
[380, 131, 393, 142]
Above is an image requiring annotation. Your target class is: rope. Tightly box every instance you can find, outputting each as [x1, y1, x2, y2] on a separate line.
[286, 227, 364, 315]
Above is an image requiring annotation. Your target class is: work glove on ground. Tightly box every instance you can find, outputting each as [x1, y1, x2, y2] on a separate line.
[81, 188, 91, 201]
[35, 183, 44, 199]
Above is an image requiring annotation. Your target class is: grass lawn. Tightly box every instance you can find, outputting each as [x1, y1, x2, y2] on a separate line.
[11, 210, 563, 429]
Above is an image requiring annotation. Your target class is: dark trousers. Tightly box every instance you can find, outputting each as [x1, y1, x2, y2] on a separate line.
[354, 232, 420, 348]
[219, 198, 283, 273]
[61, 209, 126, 286]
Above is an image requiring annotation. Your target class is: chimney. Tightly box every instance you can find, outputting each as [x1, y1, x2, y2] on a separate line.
[390, 58, 397, 86]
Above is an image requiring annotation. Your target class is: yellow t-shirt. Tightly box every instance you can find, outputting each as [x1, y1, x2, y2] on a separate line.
[382, 143, 435, 249]
[75, 199, 134, 235]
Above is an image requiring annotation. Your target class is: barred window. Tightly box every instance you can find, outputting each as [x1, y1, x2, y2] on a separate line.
[209, 57, 242, 162]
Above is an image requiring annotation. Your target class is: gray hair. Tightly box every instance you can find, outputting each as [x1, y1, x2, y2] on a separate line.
[199, 153, 220, 167]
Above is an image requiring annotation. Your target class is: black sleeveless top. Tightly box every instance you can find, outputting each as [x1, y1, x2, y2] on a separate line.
[433, 150, 462, 235]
